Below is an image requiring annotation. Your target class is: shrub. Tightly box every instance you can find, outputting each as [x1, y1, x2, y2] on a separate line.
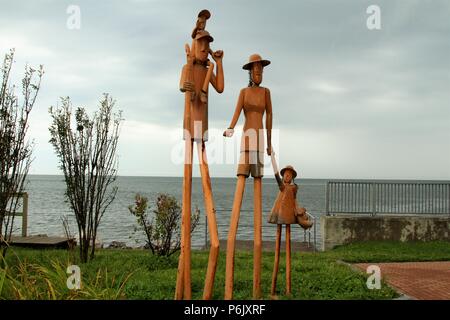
[129, 193, 199, 256]
[0, 49, 43, 258]
[49, 94, 123, 262]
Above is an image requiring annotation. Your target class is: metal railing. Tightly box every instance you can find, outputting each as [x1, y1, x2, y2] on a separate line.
[326, 181, 450, 216]
[203, 209, 317, 251]
[303, 212, 317, 251]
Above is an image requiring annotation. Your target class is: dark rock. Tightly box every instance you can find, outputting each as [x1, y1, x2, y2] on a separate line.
[107, 241, 129, 249]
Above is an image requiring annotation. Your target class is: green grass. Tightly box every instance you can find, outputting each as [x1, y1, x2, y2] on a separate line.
[327, 240, 450, 263]
[1, 241, 449, 300]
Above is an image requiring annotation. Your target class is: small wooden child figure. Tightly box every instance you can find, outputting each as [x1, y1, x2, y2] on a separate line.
[268, 165, 313, 296]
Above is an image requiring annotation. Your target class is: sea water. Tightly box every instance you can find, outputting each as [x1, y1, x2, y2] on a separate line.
[18, 175, 327, 248]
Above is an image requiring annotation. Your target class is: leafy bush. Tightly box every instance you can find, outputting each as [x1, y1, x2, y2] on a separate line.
[129, 193, 200, 256]
[49, 95, 123, 262]
[0, 49, 43, 258]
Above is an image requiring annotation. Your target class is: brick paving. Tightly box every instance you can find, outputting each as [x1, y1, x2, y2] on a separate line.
[354, 261, 450, 300]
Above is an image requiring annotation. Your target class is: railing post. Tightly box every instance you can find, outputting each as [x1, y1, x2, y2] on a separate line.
[308, 231, 311, 248]
[22, 193, 28, 237]
[313, 216, 316, 252]
[448, 183, 450, 215]
[326, 181, 330, 215]
[371, 183, 376, 216]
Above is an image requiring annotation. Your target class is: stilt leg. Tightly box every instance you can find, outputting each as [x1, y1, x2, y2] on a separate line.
[286, 224, 292, 296]
[197, 141, 219, 300]
[175, 139, 193, 300]
[253, 177, 262, 299]
[225, 175, 246, 300]
[271, 224, 282, 296]
[175, 239, 184, 299]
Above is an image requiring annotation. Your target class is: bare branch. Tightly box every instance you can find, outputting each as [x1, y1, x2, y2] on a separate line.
[49, 94, 122, 263]
[1, 50, 41, 258]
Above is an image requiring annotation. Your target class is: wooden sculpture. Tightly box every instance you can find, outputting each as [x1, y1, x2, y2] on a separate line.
[223, 54, 273, 300]
[268, 164, 313, 296]
[175, 9, 224, 300]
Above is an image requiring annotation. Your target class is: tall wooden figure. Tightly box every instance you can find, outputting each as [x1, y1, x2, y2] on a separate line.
[268, 165, 313, 296]
[175, 9, 224, 300]
[223, 54, 273, 299]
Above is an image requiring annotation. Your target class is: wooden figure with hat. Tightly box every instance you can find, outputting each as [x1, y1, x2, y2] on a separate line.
[175, 9, 224, 301]
[268, 160, 313, 297]
[223, 53, 273, 300]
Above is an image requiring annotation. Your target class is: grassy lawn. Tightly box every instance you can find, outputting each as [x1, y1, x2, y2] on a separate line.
[1, 241, 449, 300]
[327, 241, 450, 263]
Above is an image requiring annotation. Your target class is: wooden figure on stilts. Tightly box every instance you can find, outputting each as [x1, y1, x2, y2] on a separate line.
[268, 159, 313, 297]
[223, 54, 273, 300]
[175, 9, 224, 300]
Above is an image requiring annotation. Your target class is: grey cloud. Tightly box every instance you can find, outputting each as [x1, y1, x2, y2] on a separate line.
[1, 0, 449, 178]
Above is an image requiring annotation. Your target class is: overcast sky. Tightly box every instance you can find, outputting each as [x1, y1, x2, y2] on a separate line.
[1, 0, 449, 179]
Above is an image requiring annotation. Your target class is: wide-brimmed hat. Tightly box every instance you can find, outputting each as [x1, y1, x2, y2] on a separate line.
[198, 9, 211, 20]
[280, 165, 297, 178]
[195, 30, 214, 42]
[242, 53, 271, 70]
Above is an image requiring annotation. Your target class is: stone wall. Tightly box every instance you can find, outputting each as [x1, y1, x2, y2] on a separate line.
[321, 214, 450, 251]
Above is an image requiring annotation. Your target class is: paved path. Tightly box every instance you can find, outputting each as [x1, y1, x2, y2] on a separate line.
[354, 261, 450, 300]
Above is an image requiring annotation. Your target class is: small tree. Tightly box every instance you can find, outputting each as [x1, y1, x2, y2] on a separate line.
[0, 49, 43, 258]
[129, 193, 200, 256]
[49, 94, 122, 262]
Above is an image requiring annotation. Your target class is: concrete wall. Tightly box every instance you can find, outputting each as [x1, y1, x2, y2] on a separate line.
[321, 214, 450, 251]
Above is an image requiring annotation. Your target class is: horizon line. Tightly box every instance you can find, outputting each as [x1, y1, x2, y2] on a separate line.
[26, 173, 450, 182]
